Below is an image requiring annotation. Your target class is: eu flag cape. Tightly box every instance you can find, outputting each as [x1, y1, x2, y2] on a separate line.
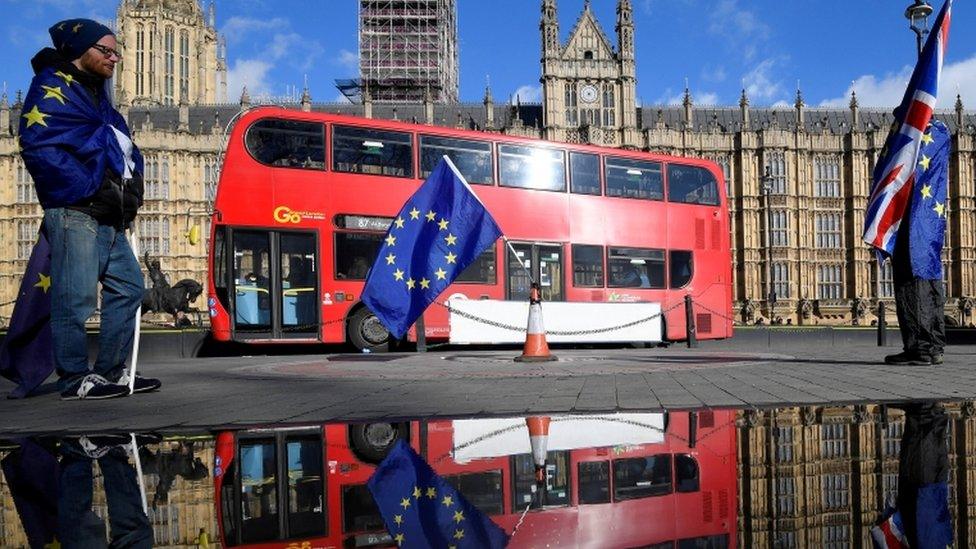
[361, 157, 502, 339]
[0, 232, 54, 398]
[19, 62, 143, 209]
[367, 440, 508, 549]
[904, 120, 950, 280]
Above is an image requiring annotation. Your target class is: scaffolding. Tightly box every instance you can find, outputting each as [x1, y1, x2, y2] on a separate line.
[358, 0, 459, 104]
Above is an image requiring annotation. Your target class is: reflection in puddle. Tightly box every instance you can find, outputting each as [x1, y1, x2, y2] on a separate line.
[0, 403, 967, 547]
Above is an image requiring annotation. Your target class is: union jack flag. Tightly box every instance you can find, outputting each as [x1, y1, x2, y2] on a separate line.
[863, 0, 952, 256]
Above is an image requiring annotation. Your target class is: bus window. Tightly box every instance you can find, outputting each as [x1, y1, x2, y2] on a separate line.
[233, 232, 272, 330]
[608, 247, 665, 289]
[675, 454, 700, 493]
[572, 244, 604, 287]
[606, 157, 663, 200]
[342, 484, 384, 533]
[286, 436, 326, 538]
[420, 135, 493, 185]
[498, 144, 566, 192]
[336, 233, 384, 280]
[213, 226, 229, 309]
[570, 152, 600, 195]
[333, 125, 413, 178]
[244, 118, 325, 169]
[512, 452, 570, 509]
[670, 251, 694, 288]
[239, 439, 278, 543]
[445, 471, 504, 516]
[613, 455, 672, 501]
[455, 246, 497, 284]
[668, 164, 720, 205]
[578, 461, 611, 504]
[280, 234, 318, 332]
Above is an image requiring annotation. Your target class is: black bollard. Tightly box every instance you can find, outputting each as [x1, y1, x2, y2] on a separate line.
[877, 302, 887, 347]
[684, 294, 697, 348]
[416, 314, 427, 353]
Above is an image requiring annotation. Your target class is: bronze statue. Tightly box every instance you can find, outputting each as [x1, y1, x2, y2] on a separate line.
[141, 252, 203, 328]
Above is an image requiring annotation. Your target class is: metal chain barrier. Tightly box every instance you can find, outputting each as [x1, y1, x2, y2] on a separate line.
[433, 300, 684, 336]
[692, 300, 739, 324]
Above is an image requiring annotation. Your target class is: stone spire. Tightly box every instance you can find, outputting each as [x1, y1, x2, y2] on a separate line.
[362, 84, 373, 119]
[0, 84, 9, 137]
[616, 0, 634, 61]
[682, 84, 693, 129]
[739, 88, 749, 129]
[239, 86, 250, 109]
[849, 89, 859, 130]
[956, 94, 964, 129]
[300, 75, 311, 112]
[483, 78, 495, 130]
[541, 0, 559, 61]
[794, 85, 805, 129]
[424, 86, 434, 124]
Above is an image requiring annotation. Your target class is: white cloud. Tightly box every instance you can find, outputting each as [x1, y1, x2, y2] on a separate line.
[820, 54, 976, 109]
[742, 58, 784, 103]
[511, 84, 541, 104]
[656, 87, 719, 105]
[708, 0, 770, 62]
[701, 65, 727, 84]
[227, 58, 273, 98]
[220, 17, 289, 44]
[221, 17, 323, 98]
[335, 49, 358, 70]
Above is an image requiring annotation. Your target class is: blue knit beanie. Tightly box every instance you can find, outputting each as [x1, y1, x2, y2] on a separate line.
[48, 19, 114, 61]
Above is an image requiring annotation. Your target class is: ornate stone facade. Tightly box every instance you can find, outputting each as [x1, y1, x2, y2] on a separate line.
[1, 0, 975, 329]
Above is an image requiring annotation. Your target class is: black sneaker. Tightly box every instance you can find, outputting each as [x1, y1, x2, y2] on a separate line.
[114, 372, 162, 394]
[60, 374, 131, 401]
[930, 353, 944, 365]
[884, 351, 931, 365]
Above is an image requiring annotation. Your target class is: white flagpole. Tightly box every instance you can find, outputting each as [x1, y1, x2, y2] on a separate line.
[128, 228, 142, 394]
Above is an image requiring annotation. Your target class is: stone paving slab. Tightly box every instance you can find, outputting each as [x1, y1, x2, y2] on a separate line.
[0, 339, 973, 435]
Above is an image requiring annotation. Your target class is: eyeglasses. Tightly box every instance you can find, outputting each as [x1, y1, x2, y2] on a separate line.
[90, 43, 122, 59]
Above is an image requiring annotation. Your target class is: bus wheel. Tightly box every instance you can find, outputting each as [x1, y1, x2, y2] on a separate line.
[349, 422, 408, 464]
[348, 307, 390, 352]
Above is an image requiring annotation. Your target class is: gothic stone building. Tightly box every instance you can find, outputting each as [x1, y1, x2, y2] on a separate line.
[1, 0, 975, 329]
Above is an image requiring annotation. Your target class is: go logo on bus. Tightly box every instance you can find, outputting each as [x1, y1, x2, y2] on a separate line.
[273, 206, 302, 224]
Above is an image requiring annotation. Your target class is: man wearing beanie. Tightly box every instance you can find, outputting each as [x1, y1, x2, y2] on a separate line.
[18, 19, 161, 399]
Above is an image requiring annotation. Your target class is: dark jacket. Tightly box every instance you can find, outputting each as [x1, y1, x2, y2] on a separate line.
[23, 48, 143, 228]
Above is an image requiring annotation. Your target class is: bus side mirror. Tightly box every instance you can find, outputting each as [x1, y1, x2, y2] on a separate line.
[186, 225, 201, 246]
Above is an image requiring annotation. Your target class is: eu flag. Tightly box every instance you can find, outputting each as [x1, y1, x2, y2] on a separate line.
[1, 439, 59, 548]
[367, 440, 508, 549]
[362, 157, 502, 339]
[0, 231, 55, 399]
[906, 119, 950, 280]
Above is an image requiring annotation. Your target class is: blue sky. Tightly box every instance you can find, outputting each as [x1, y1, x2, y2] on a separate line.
[3, 0, 974, 109]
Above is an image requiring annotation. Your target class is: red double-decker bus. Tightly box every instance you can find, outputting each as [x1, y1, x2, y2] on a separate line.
[207, 108, 732, 350]
[213, 411, 737, 548]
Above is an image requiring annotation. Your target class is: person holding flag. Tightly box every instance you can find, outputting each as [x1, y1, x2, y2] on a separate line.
[863, 1, 952, 366]
[361, 156, 503, 341]
[16, 18, 161, 399]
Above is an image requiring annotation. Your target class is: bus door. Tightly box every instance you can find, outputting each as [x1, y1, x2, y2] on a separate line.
[507, 243, 564, 302]
[230, 229, 319, 339]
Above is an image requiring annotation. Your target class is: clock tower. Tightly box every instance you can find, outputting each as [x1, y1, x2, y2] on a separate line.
[540, 0, 638, 148]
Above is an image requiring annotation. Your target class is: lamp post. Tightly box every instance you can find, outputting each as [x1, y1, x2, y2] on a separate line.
[905, 0, 933, 56]
[761, 167, 776, 323]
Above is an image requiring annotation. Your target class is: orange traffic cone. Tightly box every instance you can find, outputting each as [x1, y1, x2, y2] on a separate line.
[525, 416, 551, 483]
[515, 283, 557, 362]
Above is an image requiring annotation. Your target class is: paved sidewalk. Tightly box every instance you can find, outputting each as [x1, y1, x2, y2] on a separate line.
[0, 339, 972, 435]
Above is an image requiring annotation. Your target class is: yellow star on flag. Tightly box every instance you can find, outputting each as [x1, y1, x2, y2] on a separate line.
[394, 514, 403, 526]
[918, 155, 931, 170]
[453, 510, 465, 523]
[413, 486, 422, 498]
[54, 71, 74, 86]
[444, 233, 457, 246]
[445, 252, 457, 264]
[41, 85, 67, 104]
[385, 253, 396, 265]
[419, 278, 430, 289]
[393, 269, 405, 281]
[409, 207, 420, 220]
[394, 533, 405, 545]
[399, 497, 411, 509]
[34, 272, 51, 293]
[57, 22, 65, 30]
[72, 22, 83, 33]
[453, 529, 465, 540]
[426, 487, 437, 499]
[425, 210, 437, 222]
[394, 217, 405, 229]
[406, 278, 415, 289]
[22, 106, 49, 128]
[438, 218, 449, 230]
[921, 132, 935, 145]
[934, 201, 945, 218]
[385, 234, 396, 247]
[434, 268, 447, 280]
[921, 184, 932, 199]
[442, 495, 454, 506]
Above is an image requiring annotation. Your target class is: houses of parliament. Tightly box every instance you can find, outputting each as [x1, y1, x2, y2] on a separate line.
[1, 0, 975, 328]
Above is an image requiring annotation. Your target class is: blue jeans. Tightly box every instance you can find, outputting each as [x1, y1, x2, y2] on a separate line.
[58, 444, 154, 548]
[43, 208, 144, 392]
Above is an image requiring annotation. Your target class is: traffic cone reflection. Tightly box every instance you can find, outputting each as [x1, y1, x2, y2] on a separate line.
[526, 416, 551, 483]
[514, 283, 557, 362]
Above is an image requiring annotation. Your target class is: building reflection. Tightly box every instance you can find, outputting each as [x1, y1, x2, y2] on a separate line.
[0, 402, 972, 547]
